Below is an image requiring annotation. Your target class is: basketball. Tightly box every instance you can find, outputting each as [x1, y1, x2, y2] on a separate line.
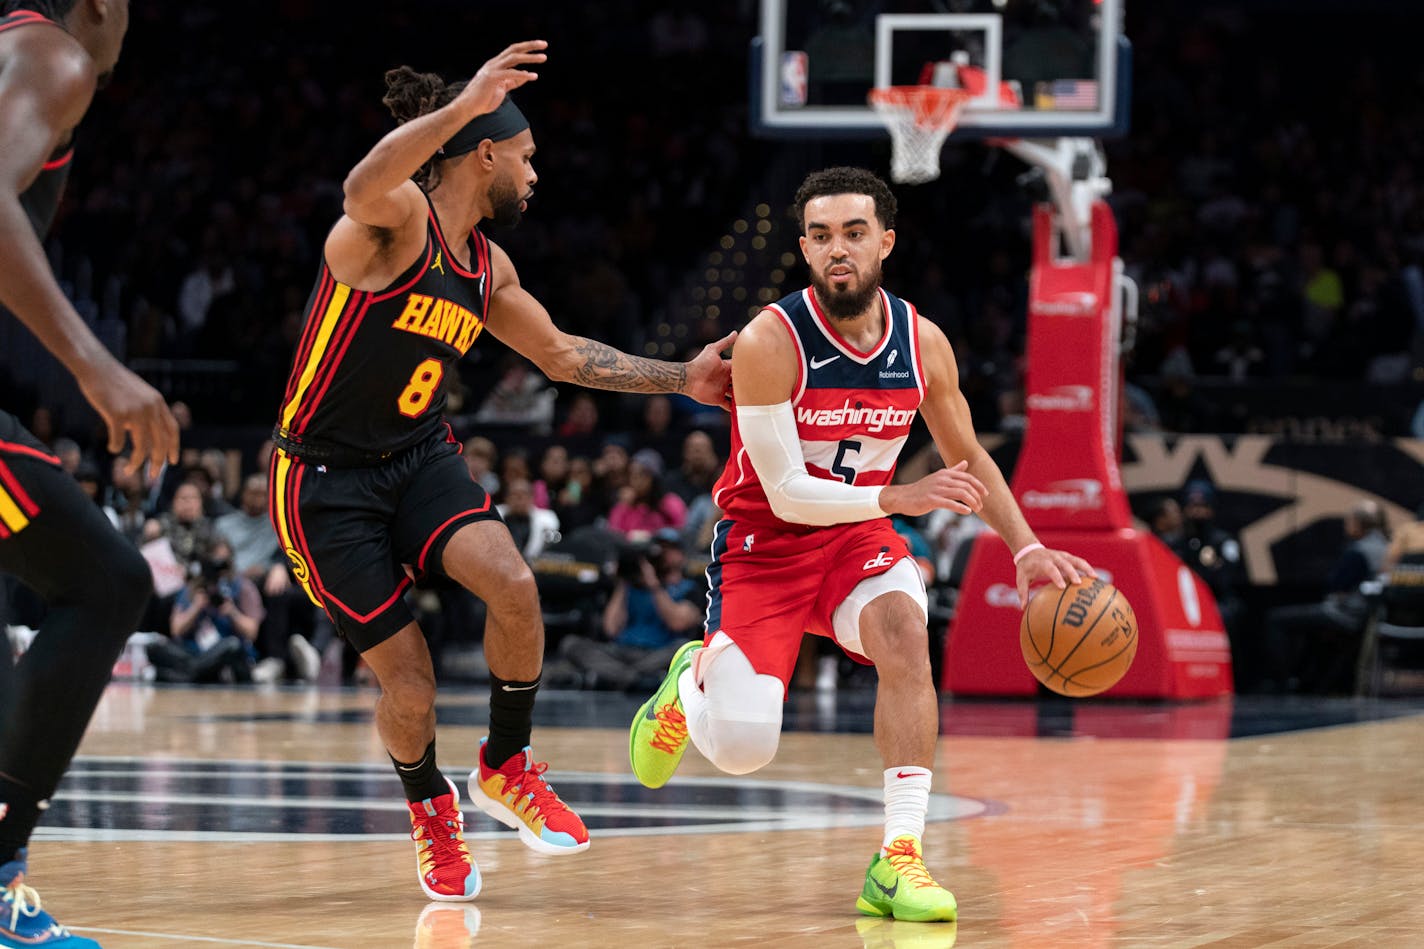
[1020, 577, 1138, 697]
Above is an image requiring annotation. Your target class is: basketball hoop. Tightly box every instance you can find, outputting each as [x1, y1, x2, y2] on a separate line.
[868, 86, 971, 185]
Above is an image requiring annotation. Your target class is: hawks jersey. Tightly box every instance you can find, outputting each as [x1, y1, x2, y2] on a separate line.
[713, 286, 926, 533]
[2, 9, 73, 238]
[274, 203, 491, 460]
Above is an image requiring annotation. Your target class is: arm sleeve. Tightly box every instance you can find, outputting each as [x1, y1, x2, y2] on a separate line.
[736, 401, 887, 526]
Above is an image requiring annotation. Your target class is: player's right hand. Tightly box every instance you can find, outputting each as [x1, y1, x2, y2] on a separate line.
[881, 460, 987, 517]
[79, 361, 180, 479]
[458, 40, 547, 117]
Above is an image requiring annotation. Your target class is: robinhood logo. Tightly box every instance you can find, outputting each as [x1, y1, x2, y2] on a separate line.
[1026, 385, 1093, 412]
[1022, 479, 1104, 510]
[1030, 292, 1098, 317]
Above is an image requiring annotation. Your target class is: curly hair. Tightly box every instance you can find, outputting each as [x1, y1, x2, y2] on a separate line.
[791, 166, 897, 233]
[381, 65, 468, 191]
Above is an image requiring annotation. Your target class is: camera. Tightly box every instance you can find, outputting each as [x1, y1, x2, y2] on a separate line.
[616, 540, 664, 587]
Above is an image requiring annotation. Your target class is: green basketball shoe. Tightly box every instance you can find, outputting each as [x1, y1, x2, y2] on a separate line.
[628, 639, 701, 788]
[855, 836, 958, 923]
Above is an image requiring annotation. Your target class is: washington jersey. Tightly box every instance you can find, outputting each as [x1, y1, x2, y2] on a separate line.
[713, 286, 926, 533]
[2, 9, 72, 238]
[274, 204, 491, 460]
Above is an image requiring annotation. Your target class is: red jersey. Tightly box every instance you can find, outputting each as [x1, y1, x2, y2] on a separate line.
[713, 286, 926, 533]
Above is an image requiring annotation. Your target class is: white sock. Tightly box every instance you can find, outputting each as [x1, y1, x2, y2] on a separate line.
[882, 766, 931, 852]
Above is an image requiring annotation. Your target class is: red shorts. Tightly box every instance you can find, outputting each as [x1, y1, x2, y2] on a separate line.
[702, 517, 912, 687]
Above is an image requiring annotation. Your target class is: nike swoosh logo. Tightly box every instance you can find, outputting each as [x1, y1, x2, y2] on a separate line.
[501, 683, 539, 692]
[895, 770, 921, 779]
[871, 877, 898, 899]
[809, 354, 841, 369]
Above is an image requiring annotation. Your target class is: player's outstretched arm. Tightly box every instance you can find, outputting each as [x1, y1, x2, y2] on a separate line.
[483, 240, 735, 406]
[340, 40, 546, 229]
[0, 29, 177, 476]
[915, 317, 1092, 601]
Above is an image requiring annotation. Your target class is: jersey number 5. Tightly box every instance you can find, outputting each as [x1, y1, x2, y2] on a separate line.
[831, 439, 862, 484]
[398, 358, 444, 418]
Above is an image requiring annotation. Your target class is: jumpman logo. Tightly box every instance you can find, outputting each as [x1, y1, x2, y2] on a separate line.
[430, 249, 445, 275]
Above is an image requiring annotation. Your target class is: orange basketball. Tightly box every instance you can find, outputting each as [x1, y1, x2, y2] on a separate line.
[1019, 577, 1138, 697]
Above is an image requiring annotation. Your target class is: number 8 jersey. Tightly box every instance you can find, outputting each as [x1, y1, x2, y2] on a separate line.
[712, 286, 927, 534]
[274, 201, 491, 461]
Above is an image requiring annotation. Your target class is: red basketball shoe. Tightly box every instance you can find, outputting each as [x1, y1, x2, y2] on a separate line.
[469, 740, 589, 855]
[407, 778, 481, 901]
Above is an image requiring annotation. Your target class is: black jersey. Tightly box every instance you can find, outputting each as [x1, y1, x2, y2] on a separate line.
[1, 8, 72, 238]
[274, 202, 492, 462]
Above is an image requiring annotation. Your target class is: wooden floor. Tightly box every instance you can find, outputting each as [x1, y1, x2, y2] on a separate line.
[30, 683, 1424, 948]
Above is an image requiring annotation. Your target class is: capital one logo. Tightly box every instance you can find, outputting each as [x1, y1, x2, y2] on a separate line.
[984, 583, 1021, 609]
[1030, 292, 1098, 317]
[1022, 479, 1104, 511]
[1026, 385, 1093, 413]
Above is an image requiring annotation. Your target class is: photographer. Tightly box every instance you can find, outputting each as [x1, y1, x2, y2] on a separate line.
[554, 529, 703, 690]
[147, 540, 270, 684]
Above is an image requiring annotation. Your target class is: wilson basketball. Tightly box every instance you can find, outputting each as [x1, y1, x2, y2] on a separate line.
[1020, 577, 1138, 697]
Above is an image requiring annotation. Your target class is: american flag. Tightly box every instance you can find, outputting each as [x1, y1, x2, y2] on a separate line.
[1047, 79, 1099, 110]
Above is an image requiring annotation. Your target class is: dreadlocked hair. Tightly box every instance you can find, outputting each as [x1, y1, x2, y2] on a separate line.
[382, 65, 468, 191]
[1, 0, 78, 17]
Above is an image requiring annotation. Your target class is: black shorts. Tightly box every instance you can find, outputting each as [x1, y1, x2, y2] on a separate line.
[0, 409, 64, 542]
[268, 427, 502, 652]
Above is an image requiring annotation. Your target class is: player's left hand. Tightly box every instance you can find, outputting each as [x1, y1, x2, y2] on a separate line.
[684, 330, 737, 409]
[1015, 546, 1095, 606]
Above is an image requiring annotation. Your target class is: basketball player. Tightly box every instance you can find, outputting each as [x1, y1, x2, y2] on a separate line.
[629, 167, 1091, 922]
[0, 1, 178, 944]
[269, 42, 734, 901]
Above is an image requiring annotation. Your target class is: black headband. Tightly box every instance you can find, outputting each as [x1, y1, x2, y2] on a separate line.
[438, 97, 529, 160]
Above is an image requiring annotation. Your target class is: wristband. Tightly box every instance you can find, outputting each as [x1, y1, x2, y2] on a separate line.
[1012, 542, 1045, 565]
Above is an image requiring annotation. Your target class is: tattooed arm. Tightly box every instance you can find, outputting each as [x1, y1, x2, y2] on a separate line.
[484, 239, 734, 406]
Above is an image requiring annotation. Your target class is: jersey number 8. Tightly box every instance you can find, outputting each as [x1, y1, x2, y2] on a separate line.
[398, 358, 445, 418]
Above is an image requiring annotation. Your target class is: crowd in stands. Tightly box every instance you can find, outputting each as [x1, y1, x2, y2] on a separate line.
[5, 2, 1424, 692]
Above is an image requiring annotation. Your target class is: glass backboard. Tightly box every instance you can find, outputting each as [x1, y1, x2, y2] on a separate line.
[753, 0, 1130, 139]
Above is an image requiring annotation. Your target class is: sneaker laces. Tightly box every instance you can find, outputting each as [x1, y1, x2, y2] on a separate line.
[2, 876, 41, 932]
[650, 702, 688, 754]
[884, 839, 938, 890]
[502, 757, 567, 823]
[410, 804, 468, 870]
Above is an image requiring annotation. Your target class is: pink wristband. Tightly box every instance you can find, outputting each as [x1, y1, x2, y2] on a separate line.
[1012, 542, 1045, 565]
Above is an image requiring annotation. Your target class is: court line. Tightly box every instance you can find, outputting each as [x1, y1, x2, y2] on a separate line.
[71, 926, 342, 949]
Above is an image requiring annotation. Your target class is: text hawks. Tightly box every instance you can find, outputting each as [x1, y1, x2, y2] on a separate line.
[391, 292, 484, 354]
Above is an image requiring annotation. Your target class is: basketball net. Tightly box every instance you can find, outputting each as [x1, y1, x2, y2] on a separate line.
[868, 86, 971, 185]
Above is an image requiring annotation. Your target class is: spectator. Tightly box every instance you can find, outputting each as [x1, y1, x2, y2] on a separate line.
[473, 358, 556, 433]
[215, 474, 321, 682]
[498, 478, 561, 561]
[151, 481, 216, 573]
[462, 437, 501, 497]
[1170, 481, 1249, 687]
[608, 449, 687, 540]
[531, 444, 570, 510]
[149, 540, 274, 684]
[664, 430, 721, 505]
[51, 437, 81, 476]
[554, 456, 602, 533]
[633, 395, 681, 469]
[1262, 501, 1390, 694]
[104, 455, 152, 542]
[553, 529, 703, 690]
[557, 392, 600, 440]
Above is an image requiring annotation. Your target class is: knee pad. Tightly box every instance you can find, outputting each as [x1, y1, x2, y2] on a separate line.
[702, 718, 781, 775]
[699, 642, 785, 775]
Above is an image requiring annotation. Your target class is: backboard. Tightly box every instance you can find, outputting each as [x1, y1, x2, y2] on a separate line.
[752, 0, 1130, 139]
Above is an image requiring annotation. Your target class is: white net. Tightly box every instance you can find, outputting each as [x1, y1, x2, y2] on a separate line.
[868, 87, 971, 185]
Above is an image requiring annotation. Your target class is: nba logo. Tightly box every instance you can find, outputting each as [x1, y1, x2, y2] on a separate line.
[780, 51, 808, 108]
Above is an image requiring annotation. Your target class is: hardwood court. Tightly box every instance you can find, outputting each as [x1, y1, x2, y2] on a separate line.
[35, 684, 1424, 948]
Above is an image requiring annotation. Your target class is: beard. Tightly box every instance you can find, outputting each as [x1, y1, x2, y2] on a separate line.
[810, 259, 882, 320]
[488, 174, 524, 228]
